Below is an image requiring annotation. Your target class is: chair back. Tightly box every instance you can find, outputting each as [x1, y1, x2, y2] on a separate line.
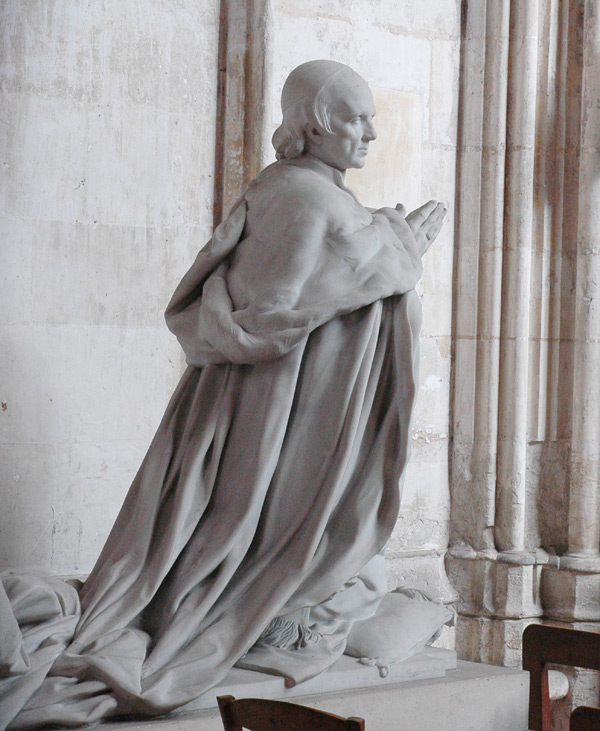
[570, 705, 600, 730]
[217, 694, 365, 731]
[523, 623, 600, 731]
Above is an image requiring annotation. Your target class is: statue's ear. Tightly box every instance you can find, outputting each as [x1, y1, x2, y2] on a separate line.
[304, 125, 322, 145]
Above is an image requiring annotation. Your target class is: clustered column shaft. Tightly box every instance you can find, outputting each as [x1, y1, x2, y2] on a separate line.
[566, 0, 600, 562]
[450, 0, 600, 651]
[494, 0, 539, 557]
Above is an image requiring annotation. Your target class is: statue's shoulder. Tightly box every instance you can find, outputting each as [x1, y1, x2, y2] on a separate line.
[247, 159, 342, 212]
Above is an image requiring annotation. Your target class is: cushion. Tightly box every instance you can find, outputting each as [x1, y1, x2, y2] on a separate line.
[344, 589, 455, 677]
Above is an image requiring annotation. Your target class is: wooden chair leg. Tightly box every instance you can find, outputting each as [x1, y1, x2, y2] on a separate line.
[541, 664, 552, 731]
[524, 656, 552, 731]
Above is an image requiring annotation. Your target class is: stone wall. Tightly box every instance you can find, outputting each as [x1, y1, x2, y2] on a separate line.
[1, 0, 461, 598]
[0, 0, 219, 574]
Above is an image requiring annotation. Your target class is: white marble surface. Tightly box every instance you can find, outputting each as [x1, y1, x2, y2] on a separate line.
[99, 658, 528, 731]
[181, 647, 457, 711]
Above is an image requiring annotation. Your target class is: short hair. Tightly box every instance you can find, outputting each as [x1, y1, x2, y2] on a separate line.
[271, 73, 340, 161]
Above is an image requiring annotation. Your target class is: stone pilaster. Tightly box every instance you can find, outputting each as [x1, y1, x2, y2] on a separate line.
[213, 0, 272, 225]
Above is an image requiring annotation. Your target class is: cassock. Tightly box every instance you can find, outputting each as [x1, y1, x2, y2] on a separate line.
[0, 154, 422, 729]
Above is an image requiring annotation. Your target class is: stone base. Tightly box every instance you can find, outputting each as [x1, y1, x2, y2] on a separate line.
[447, 552, 543, 619]
[542, 566, 600, 620]
[455, 614, 538, 668]
[99, 653, 529, 731]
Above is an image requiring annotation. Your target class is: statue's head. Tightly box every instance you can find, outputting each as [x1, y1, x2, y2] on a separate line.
[272, 60, 376, 171]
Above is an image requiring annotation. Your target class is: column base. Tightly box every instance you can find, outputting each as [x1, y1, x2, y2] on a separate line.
[542, 564, 600, 620]
[557, 553, 600, 572]
[455, 615, 537, 667]
[496, 549, 538, 565]
[447, 551, 543, 619]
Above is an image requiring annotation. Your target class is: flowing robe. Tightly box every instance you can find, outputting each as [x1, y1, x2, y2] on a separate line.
[0, 155, 423, 729]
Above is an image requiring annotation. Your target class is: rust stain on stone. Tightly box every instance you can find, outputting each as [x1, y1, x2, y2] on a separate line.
[1, 402, 7, 411]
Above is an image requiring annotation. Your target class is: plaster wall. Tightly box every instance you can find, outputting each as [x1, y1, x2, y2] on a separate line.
[0, 0, 219, 574]
[268, 0, 461, 599]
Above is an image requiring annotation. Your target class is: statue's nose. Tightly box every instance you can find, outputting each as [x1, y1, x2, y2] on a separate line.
[363, 120, 377, 141]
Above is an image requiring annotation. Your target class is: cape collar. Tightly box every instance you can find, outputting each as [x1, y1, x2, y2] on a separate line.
[297, 154, 346, 186]
[284, 154, 361, 201]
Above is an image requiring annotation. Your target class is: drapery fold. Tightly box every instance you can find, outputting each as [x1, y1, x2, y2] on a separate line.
[1, 155, 423, 729]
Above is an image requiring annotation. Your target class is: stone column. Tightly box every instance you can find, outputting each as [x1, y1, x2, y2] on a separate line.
[451, 6, 600, 703]
[494, 0, 539, 560]
[449, 0, 562, 668]
[544, 10, 600, 699]
[541, 2, 600, 641]
[450, 0, 510, 554]
[564, 0, 600, 566]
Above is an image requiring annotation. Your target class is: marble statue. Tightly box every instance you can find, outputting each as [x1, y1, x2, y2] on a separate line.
[0, 60, 445, 729]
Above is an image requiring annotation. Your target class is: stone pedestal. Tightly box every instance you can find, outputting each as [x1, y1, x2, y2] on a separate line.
[181, 648, 456, 712]
[100, 655, 529, 731]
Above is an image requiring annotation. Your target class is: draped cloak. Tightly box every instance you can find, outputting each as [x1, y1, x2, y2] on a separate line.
[0, 154, 423, 729]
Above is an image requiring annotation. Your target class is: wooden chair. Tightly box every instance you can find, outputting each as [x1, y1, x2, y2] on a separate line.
[217, 694, 365, 731]
[522, 624, 600, 730]
[570, 706, 600, 731]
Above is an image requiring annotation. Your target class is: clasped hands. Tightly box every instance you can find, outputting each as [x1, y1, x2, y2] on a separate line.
[377, 200, 447, 257]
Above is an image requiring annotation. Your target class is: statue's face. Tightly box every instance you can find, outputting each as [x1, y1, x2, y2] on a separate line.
[307, 72, 376, 171]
